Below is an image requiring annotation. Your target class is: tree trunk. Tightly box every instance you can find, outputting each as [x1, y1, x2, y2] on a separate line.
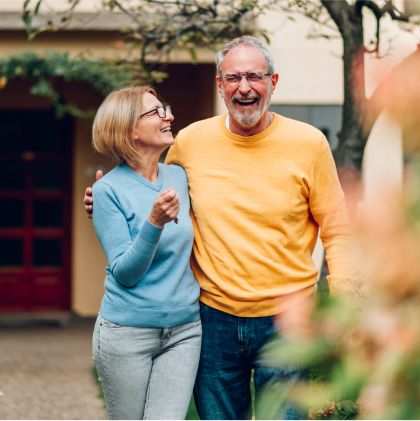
[321, 0, 368, 218]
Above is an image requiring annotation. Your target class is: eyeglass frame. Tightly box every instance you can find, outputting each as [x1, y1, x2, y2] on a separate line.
[219, 72, 272, 85]
[139, 105, 172, 119]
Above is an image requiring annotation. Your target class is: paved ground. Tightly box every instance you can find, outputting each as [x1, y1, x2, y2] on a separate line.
[0, 321, 107, 420]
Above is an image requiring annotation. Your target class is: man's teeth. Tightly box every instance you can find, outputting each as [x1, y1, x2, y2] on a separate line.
[237, 99, 257, 104]
[161, 127, 171, 132]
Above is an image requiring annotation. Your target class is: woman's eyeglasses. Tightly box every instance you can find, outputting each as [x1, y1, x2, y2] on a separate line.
[139, 106, 172, 119]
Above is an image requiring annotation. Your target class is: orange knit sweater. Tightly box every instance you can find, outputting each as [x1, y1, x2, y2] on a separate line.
[166, 113, 356, 317]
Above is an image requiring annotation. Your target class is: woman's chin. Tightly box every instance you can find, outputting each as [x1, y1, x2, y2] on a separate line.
[164, 135, 175, 146]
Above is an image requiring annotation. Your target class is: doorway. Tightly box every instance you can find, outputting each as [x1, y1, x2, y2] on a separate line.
[0, 110, 72, 311]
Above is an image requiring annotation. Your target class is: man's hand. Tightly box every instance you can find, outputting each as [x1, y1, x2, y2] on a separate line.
[84, 170, 103, 219]
[148, 188, 180, 227]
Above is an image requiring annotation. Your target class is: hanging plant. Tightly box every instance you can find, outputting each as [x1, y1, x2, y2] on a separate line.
[0, 51, 167, 118]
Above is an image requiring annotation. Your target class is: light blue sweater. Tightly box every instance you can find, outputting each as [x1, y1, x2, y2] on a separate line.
[92, 163, 200, 327]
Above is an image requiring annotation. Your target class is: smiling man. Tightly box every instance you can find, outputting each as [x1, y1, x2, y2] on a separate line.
[84, 36, 355, 420]
[164, 36, 355, 420]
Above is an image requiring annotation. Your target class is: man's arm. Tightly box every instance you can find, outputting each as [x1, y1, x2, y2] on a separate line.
[84, 170, 103, 219]
[309, 136, 357, 295]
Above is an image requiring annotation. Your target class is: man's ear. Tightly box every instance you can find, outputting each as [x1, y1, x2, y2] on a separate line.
[270, 73, 279, 95]
[216, 76, 224, 99]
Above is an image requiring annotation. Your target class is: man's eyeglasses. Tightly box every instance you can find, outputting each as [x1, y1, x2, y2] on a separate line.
[139, 106, 172, 119]
[220, 72, 271, 85]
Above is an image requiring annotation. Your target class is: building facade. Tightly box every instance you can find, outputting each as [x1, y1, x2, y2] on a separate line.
[0, 0, 417, 317]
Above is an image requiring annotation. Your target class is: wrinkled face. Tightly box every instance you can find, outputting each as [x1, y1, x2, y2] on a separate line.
[217, 45, 277, 128]
[133, 92, 174, 150]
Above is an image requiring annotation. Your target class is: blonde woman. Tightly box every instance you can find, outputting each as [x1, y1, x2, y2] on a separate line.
[91, 86, 201, 420]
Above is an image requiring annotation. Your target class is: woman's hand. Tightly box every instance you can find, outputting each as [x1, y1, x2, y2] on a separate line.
[148, 188, 180, 227]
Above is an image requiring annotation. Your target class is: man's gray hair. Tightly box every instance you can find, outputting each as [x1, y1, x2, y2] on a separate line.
[215, 36, 275, 76]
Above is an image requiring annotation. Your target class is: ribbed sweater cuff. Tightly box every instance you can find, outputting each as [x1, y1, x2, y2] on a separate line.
[140, 219, 163, 244]
[327, 275, 356, 295]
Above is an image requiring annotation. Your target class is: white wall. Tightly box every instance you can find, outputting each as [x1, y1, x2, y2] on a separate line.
[257, 11, 343, 105]
[362, 110, 404, 204]
[257, 6, 419, 105]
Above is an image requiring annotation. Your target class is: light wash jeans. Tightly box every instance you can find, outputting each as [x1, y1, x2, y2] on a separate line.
[93, 314, 202, 420]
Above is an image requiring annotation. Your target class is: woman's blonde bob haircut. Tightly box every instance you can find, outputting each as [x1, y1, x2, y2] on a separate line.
[92, 85, 157, 165]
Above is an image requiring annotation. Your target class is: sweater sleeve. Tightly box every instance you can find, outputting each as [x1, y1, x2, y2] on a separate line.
[309, 136, 357, 294]
[92, 181, 163, 287]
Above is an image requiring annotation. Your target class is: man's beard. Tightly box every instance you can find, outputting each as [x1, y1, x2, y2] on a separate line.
[223, 86, 271, 128]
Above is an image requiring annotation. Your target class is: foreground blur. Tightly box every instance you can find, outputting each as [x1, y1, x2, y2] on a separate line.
[257, 49, 420, 420]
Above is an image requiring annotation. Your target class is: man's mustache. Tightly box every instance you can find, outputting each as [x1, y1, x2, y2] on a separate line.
[231, 93, 260, 102]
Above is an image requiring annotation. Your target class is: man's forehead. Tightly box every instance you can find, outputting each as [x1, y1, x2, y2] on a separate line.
[220, 45, 268, 73]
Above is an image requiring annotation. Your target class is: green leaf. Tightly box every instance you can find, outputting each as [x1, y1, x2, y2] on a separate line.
[21, 10, 33, 33]
[28, 28, 42, 41]
[23, 0, 31, 11]
[260, 32, 270, 44]
[34, 0, 42, 15]
[108, 0, 118, 11]
[189, 48, 197, 61]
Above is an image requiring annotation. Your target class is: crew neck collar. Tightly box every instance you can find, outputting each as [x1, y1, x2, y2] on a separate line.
[220, 113, 280, 142]
[118, 163, 163, 191]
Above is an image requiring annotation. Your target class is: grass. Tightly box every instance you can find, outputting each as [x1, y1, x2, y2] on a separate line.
[186, 395, 200, 420]
[92, 366, 106, 410]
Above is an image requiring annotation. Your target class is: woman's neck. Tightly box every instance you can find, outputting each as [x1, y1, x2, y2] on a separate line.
[128, 150, 161, 183]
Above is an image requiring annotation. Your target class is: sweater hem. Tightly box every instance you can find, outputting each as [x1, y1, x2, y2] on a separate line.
[100, 298, 200, 328]
[199, 285, 315, 317]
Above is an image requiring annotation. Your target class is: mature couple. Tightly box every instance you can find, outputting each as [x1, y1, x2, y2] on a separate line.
[85, 36, 355, 420]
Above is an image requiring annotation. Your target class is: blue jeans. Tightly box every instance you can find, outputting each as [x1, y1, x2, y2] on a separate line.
[93, 314, 202, 420]
[194, 303, 309, 420]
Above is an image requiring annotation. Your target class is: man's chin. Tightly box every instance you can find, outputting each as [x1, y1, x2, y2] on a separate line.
[232, 111, 261, 128]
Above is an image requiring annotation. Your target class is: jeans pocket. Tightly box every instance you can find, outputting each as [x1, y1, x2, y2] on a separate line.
[100, 316, 123, 329]
[199, 302, 208, 316]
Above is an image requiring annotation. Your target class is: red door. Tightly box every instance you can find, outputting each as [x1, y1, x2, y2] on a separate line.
[0, 110, 72, 311]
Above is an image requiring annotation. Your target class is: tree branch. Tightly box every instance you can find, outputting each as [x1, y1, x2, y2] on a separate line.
[356, 1, 409, 58]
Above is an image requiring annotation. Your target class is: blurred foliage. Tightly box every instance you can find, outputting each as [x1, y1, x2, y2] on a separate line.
[258, 117, 420, 420]
[0, 51, 162, 118]
[260, 276, 420, 419]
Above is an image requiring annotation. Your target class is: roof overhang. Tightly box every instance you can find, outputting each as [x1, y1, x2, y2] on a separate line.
[0, 11, 132, 31]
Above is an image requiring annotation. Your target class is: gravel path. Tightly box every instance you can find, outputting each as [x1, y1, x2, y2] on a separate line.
[0, 322, 107, 420]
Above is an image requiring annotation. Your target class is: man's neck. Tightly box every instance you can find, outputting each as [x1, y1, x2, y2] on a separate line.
[229, 111, 272, 137]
